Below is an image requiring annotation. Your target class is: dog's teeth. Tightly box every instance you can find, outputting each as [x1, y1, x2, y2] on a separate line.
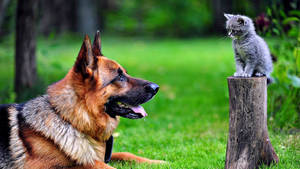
[116, 102, 131, 108]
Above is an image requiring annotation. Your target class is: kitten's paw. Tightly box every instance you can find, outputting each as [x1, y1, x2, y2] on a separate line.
[241, 72, 252, 77]
[234, 72, 243, 77]
[255, 72, 264, 77]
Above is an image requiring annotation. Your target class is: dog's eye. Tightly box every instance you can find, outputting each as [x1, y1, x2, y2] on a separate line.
[118, 74, 126, 82]
[117, 70, 127, 82]
[117, 68, 123, 74]
[111, 74, 126, 83]
[111, 68, 127, 83]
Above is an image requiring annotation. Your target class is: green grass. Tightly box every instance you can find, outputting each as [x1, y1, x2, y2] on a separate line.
[0, 35, 299, 168]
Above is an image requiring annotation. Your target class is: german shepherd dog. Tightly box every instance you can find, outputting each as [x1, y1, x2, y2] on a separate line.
[0, 32, 164, 169]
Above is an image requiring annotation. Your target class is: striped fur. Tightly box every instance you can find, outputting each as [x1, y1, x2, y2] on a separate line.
[20, 95, 101, 165]
[9, 106, 26, 169]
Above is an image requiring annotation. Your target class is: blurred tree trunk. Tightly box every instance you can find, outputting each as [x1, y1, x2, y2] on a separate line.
[15, 0, 37, 96]
[212, 0, 232, 34]
[0, 0, 10, 32]
[77, 0, 98, 35]
[252, 0, 261, 14]
[97, 0, 109, 30]
[38, 0, 76, 35]
[37, 0, 109, 35]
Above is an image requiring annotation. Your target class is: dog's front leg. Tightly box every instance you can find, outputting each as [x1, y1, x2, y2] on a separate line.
[93, 161, 116, 169]
[79, 161, 116, 169]
[111, 152, 165, 164]
[65, 161, 115, 169]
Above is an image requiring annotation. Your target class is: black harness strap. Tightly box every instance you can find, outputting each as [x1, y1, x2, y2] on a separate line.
[104, 135, 113, 163]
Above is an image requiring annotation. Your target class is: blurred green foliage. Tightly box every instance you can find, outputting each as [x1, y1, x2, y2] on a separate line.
[103, 0, 270, 37]
[106, 0, 212, 37]
[0, 0, 16, 37]
[261, 2, 300, 129]
[0, 0, 274, 38]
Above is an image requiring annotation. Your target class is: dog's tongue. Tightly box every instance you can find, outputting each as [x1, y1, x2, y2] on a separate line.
[131, 105, 148, 117]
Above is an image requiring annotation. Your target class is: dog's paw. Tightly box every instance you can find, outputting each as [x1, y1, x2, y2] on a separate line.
[234, 72, 243, 77]
[255, 72, 264, 77]
[149, 160, 168, 164]
[103, 166, 116, 169]
[100, 165, 116, 169]
[94, 161, 116, 169]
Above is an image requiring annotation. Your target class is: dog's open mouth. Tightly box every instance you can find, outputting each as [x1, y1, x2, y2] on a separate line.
[105, 83, 159, 119]
[116, 101, 147, 118]
[105, 100, 148, 119]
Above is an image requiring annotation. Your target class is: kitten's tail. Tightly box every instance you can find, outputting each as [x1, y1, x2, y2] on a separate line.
[271, 53, 277, 62]
[267, 76, 274, 85]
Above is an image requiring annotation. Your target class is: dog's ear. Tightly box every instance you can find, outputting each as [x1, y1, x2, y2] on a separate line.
[74, 35, 95, 78]
[92, 30, 103, 57]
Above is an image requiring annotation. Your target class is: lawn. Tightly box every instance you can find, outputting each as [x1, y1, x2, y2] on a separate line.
[0, 35, 299, 168]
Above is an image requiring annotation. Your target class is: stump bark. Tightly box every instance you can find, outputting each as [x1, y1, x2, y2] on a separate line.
[225, 76, 278, 169]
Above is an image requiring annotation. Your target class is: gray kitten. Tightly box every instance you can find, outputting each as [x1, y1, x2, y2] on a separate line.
[224, 14, 273, 84]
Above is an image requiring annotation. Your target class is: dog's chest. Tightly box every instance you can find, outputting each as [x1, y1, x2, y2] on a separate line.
[104, 116, 119, 139]
[91, 117, 119, 162]
[97, 116, 120, 142]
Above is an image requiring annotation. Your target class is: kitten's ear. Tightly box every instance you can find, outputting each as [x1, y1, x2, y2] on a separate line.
[237, 17, 245, 25]
[224, 13, 234, 20]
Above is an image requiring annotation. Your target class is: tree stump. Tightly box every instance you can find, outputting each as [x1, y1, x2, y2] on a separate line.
[225, 76, 279, 169]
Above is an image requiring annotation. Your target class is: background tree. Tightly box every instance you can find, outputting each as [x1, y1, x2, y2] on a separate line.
[14, 0, 38, 98]
[38, 0, 76, 35]
[77, 0, 98, 35]
[0, 0, 10, 32]
[212, 0, 232, 34]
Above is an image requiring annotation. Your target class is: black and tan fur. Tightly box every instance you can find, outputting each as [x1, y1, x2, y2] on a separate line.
[0, 32, 163, 169]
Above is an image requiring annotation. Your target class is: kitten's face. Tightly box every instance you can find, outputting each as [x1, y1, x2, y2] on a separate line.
[224, 14, 253, 39]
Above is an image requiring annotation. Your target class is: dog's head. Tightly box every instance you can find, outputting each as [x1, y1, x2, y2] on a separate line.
[73, 32, 159, 119]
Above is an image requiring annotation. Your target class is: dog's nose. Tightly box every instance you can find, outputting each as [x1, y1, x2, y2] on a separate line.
[144, 83, 159, 95]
